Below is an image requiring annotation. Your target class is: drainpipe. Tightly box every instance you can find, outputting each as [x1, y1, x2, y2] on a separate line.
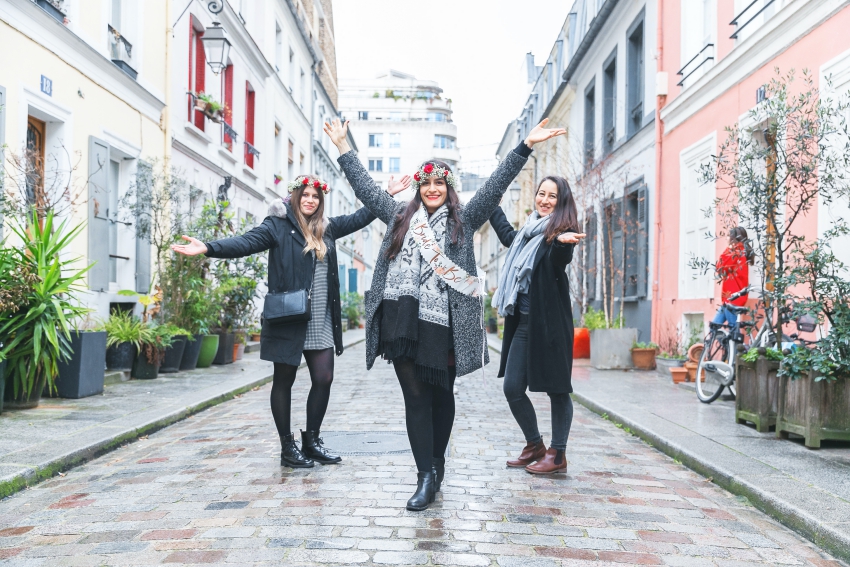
[651, 0, 665, 342]
[163, 0, 172, 161]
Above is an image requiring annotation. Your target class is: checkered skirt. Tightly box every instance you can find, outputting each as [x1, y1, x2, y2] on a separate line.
[303, 255, 335, 351]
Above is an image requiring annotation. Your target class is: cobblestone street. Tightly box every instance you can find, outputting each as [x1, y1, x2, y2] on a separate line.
[0, 343, 844, 567]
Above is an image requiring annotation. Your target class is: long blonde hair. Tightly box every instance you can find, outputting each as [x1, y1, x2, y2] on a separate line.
[290, 179, 327, 260]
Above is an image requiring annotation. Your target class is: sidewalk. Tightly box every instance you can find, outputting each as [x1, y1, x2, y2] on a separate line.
[487, 332, 850, 562]
[0, 329, 365, 499]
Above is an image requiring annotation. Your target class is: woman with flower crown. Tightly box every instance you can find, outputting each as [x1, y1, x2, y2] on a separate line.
[324, 117, 566, 511]
[172, 175, 408, 468]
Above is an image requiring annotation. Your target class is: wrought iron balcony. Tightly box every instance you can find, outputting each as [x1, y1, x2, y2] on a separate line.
[730, 0, 777, 40]
[108, 25, 137, 80]
[677, 43, 715, 87]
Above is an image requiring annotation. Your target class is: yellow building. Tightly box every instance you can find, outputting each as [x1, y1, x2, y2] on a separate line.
[0, 0, 168, 318]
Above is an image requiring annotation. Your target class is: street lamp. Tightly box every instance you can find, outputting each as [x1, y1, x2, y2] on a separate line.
[509, 182, 521, 202]
[202, 21, 231, 75]
[361, 228, 370, 240]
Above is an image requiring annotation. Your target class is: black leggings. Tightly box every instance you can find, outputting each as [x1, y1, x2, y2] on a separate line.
[394, 359, 457, 473]
[270, 348, 334, 439]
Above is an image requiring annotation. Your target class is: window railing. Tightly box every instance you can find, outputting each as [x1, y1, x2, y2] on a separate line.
[245, 141, 261, 158]
[677, 43, 715, 87]
[222, 121, 238, 142]
[730, 0, 777, 39]
[108, 24, 133, 59]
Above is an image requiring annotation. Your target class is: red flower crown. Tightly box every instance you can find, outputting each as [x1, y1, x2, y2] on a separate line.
[287, 175, 329, 194]
[412, 163, 457, 189]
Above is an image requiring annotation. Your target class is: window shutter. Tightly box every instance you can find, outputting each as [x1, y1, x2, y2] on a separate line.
[585, 210, 597, 301]
[88, 136, 111, 291]
[604, 201, 624, 300]
[636, 186, 649, 298]
[135, 160, 152, 293]
[223, 64, 234, 148]
[245, 83, 255, 167]
[194, 28, 205, 130]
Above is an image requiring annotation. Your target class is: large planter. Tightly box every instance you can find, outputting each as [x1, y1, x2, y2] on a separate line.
[487, 317, 498, 334]
[55, 331, 106, 399]
[735, 357, 781, 433]
[684, 361, 698, 383]
[631, 348, 657, 370]
[106, 342, 137, 371]
[656, 357, 685, 377]
[590, 328, 638, 369]
[213, 332, 236, 365]
[573, 328, 590, 359]
[179, 334, 203, 371]
[776, 371, 850, 448]
[160, 335, 188, 373]
[3, 371, 48, 410]
[133, 350, 162, 380]
[196, 334, 220, 368]
[0, 360, 6, 415]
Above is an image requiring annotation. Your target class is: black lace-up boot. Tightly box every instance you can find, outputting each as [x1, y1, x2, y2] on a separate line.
[301, 430, 342, 464]
[406, 471, 437, 511]
[433, 457, 445, 492]
[280, 433, 314, 468]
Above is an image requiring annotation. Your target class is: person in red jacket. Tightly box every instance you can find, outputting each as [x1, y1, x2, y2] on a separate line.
[713, 227, 754, 326]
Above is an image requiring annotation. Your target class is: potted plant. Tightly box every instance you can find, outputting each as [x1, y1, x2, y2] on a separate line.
[249, 327, 262, 342]
[233, 331, 246, 361]
[484, 294, 498, 334]
[0, 354, 5, 415]
[194, 92, 225, 122]
[54, 318, 107, 399]
[586, 306, 637, 370]
[102, 310, 144, 371]
[0, 245, 37, 413]
[342, 292, 363, 330]
[160, 325, 191, 373]
[133, 324, 174, 380]
[631, 341, 659, 370]
[735, 347, 782, 432]
[0, 211, 90, 409]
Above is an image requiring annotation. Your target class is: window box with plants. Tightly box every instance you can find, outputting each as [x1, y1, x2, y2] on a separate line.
[586, 307, 637, 370]
[630, 342, 659, 370]
[192, 92, 225, 123]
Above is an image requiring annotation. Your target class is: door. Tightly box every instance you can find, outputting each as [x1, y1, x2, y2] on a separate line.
[26, 116, 46, 211]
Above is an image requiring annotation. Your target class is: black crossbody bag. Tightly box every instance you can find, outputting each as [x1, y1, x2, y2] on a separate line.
[263, 255, 315, 325]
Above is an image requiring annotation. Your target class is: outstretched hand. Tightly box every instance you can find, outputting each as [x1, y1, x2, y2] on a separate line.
[171, 235, 207, 256]
[387, 174, 411, 196]
[323, 118, 352, 153]
[524, 118, 567, 147]
[557, 232, 586, 244]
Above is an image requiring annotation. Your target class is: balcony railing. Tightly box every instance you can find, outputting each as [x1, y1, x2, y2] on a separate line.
[222, 121, 239, 142]
[677, 43, 715, 87]
[730, 0, 777, 39]
[245, 141, 261, 158]
[108, 25, 137, 80]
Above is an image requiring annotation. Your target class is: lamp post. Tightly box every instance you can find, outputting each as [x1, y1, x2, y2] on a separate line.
[201, 2, 231, 76]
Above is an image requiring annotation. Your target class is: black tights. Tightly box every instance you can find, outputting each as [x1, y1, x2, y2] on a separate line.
[270, 348, 334, 438]
[394, 359, 457, 473]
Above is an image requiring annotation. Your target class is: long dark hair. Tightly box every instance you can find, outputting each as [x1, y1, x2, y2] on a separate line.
[729, 226, 755, 265]
[538, 176, 579, 243]
[289, 178, 327, 260]
[385, 159, 463, 260]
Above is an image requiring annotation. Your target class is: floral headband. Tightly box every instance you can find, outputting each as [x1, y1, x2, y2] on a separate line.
[287, 175, 329, 194]
[412, 163, 457, 189]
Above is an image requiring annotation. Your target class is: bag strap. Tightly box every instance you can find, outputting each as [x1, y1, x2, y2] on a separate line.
[409, 205, 481, 297]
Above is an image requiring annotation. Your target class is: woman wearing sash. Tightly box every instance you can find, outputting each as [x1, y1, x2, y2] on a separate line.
[489, 176, 584, 474]
[324, 117, 565, 510]
[171, 175, 408, 469]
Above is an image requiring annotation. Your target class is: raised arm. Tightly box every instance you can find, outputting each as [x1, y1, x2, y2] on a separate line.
[488, 206, 518, 247]
[329, 206, 376, 239]
[325, 118, 397, 224]
[463, 118, 566, 230]
[172, 217, 276, 259]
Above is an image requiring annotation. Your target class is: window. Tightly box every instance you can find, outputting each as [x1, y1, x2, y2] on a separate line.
[584, 80, 595, 167]
[626, 14, 645, 137]
[389, 112, 402, 121]
[244, 82, 256, 168]
[368, 134, 383, 148]
[679, 135, 716, 299]
[603, 51, 617, 154]
[389, 133, 401, 148]
[288, 139, 294, 181]
[601, 187, 648, 302]
[584, 209, 598, 301]
[434, 135, 456, 150]
[368, 159, 383, 172]
[389, 158, 400, 173]
[731, 0, 779, 43]
[222, 64, 234, 151]
[300, 67, 306, 109]
[26, 116, 46, 207]
[427, 112, 447, 122]
[188, 17, 206, 130]
[679, 0, 715, 88]
[288, 48, 295, 92]
[108, 159, 120, 283]
[274, 23, 283, 73]
[358, 111, 369, 120]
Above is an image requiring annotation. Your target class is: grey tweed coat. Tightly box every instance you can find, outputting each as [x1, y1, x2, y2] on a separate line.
[337, 144, 531, 378]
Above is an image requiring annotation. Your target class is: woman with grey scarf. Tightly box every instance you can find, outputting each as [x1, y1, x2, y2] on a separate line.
[490, 176, 585, 474]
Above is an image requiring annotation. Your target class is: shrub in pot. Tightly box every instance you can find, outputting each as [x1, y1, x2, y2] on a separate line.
[55, 329, 107, 399]
[133, 324, 174, 380]
[160, 326, 191, 373]
[196, 334, 220, 368]
[631, 342, 659, 370]
[233, 331, 246, 361]
[101, 310, 144, 371]
[0, 212, 89, 409]
[213, 330, 236, 365]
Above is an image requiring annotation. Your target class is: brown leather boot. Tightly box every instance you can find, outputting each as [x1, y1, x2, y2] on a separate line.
[506, 441, 547, 468]
[525, 448, 567, 474]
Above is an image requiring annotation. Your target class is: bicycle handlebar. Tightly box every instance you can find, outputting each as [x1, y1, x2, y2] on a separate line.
[725, 286, 750, 303]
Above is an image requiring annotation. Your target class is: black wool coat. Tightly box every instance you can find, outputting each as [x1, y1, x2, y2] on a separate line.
[204, 201, 375, 366]
[489, 207, 576, 394]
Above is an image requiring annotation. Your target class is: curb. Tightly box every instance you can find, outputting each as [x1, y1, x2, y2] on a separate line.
[570, 390, 850, 564]
[0, 336, 366, 500]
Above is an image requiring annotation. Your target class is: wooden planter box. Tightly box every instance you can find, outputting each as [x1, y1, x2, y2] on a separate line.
[735, 357, 780, 433]
[776, 371, 850, 448]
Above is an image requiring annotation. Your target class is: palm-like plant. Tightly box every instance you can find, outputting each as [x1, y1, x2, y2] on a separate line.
[0, 210, 91, 400]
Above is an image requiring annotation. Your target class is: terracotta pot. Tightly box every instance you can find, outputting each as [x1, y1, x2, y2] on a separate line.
[687, 343, 703, 363]
[631, 348, 657, 370]
[233, 342, 245, 361]
[250, 333, 261, 342]
[670, 367, 688, 384]
[573, 328, 590, 359]
[684, 361, 698, 383]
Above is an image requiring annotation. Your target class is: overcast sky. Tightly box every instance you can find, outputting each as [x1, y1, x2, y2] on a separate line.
[332, 0, 571, 156]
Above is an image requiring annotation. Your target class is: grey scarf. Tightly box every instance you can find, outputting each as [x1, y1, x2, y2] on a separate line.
[493, 211, 550, 317]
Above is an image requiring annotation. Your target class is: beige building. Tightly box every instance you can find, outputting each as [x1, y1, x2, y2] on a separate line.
[0, 0, 168, 318]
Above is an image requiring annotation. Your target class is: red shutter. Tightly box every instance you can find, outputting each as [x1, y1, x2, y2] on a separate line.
[188, 21, 195, 121]
[223, 64, 234, 150]
[245, 83, 255, 168]
[194, 27, 206, 130]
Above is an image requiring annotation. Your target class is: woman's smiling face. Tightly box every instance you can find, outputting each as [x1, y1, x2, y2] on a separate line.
[300, 186, 321, 216]
[419, 176, 448, 213]
[535, 179, 559, 217]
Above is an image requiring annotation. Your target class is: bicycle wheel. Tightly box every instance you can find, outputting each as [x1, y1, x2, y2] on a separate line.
[696, 329, 729, 403]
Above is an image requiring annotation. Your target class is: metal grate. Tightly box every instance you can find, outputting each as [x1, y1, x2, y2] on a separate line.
[319, 431, 410, 456]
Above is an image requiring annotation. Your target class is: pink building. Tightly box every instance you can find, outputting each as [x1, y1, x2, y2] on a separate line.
[653, 0, 850, 344]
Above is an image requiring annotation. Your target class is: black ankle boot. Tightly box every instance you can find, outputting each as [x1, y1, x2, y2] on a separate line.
[433, 457, 445, 492]
[280, 433, 314, 468]
[301, 430, 341, 464]
[406, 471, 437, 511]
